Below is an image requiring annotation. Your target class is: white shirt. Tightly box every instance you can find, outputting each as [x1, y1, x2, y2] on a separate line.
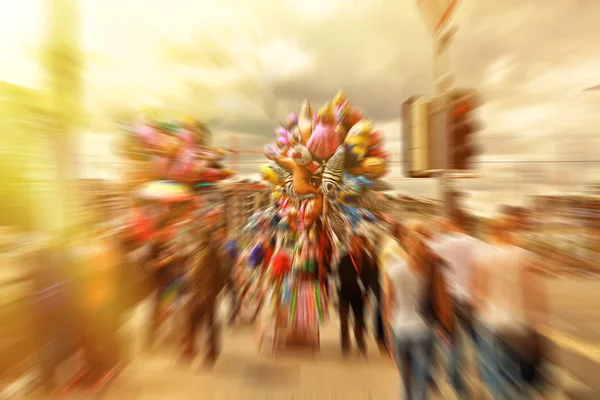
[474, 243, 529, 333]
[379, 235, 428, 336]
[383, 247, 428, 336]
[428, 232, 481, 303]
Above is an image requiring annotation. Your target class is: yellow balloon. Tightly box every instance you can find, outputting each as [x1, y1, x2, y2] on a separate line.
[344, 120, 372, 165]
[260, 165, 283, 186]
[347, 157, 386, 177]
[221, 168, 233, 175]
[361, 157, 387, 176]
[317, 103, 335, 123]
[271, 187, 283, 201]
[333, 90, 348, 107]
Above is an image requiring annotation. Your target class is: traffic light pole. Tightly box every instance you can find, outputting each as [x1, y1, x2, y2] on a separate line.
[433, 26, 457, 216]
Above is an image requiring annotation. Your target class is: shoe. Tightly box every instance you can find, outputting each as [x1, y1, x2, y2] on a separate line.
[202, 356, 217, 369]
[358, 346, 368, 359]
[342, 345, 351, 358]
[178, 348, 196, 364]
[377, 342, 389, 355]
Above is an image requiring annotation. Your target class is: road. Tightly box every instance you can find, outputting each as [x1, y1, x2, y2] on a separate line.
[100, 301, 450, 400]
[80, 293, 591, 400]
[14, 278, 600, 399]
[539, 278, 600, 398]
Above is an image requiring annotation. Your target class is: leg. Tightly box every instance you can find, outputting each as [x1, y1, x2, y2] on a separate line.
[412, 330, 434, 400]
[497, 340, 529, 400]
[351, 296, 366, 355]
[182, 301, 201, 359]
[375, 301, 387, 349]
[146, 290, 160, 349]
[394, 334, 412, 400]
[227, 277, 240, 325]
[338, 295, 351, 354]
[477, 328, 504, 399]
[449, 317, 466, 396]
[204, 297, 220, 366]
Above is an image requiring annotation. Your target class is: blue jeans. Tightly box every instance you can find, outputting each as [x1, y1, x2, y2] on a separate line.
[477, 327, 531, 400]
[394, 330, 434, 400]
[448, 318, 480, 396]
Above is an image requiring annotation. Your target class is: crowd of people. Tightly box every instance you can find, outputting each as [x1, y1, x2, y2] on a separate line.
[372, 205, 548, 399]
[110, 203, 549, 400]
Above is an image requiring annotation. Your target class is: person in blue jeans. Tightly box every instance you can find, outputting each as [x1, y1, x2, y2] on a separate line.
[428, 216, 483, 397]
[382, 222, 454, 399]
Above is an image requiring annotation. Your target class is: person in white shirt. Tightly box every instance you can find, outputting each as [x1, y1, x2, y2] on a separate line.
[428, 216, 482, 397]
[382, 221, 454, 400]
[473, 211, 548, 400]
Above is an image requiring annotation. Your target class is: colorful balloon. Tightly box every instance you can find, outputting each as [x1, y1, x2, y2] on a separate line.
[298, 100, 314, 144]
[344, 120, 372, 167]
[260, 164, 283, 186]
[307, 103, 341, 160]
[285, 113, 299, 130]
[304, 194, 323, 228]
[289, 145, 312, 166]
[348, 156, 387, 177]
[368, 130, 384, 148]
[338, 105, 363, 129]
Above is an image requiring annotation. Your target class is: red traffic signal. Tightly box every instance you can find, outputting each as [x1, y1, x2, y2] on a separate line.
[448, 89, 483, 170]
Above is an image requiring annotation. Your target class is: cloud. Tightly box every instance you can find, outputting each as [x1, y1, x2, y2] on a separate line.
[258, 39, 315, 81]
[5, 0, 600, 211]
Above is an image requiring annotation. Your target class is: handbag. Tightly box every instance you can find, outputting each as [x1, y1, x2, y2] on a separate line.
[498, 326, 543, 365]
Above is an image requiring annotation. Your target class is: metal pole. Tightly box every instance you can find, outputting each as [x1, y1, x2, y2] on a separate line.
[434, 27, 456, 216]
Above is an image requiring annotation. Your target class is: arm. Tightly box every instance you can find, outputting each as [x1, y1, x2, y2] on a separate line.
[432, 264, 454, 338]
[381, 270, 397, 359]
[471, 252, 487, 315]
[522, 254, 549, 329]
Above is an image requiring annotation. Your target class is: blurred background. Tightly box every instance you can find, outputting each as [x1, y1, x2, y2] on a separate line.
[1, 0, 600, 398]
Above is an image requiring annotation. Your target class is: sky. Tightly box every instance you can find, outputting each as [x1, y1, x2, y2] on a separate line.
[2, 0, 600, 213]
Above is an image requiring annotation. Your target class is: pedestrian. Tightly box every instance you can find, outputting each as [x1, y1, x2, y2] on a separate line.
[362, 231, 386, 354]
[336, 232, 374, 357]
[223, 232, 242, 326]
[382, 221, 454, 400]
[146, 224, 180, 350]
[182, 224, 229, 367]
[472, 210, 548, 399]
[428, 214, 483, 397]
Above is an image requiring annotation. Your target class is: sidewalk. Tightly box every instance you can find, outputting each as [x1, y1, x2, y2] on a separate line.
[105, 316, 402, 399]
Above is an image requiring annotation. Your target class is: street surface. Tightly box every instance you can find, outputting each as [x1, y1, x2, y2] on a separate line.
[101, 300, 443, 400]
[16, 279, 600, 399]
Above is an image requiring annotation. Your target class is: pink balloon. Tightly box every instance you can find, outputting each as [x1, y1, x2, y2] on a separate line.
[154, 156, 169, 178]
[169, 148, 194, 180]
[307, 122, 341, 160]
[138, 125, 158, 146]
[285, 113, 298, 128]
[179, 129, 193, 145]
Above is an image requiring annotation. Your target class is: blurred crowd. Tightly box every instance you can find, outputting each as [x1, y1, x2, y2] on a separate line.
[2, 202, 587, 399]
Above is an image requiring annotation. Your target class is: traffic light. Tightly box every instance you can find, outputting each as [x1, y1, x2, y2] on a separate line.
[401, 96, 434, 177]
[447, 89, 483, 170]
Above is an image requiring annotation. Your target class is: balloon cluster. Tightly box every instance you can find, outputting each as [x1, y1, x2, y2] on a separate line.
[118, 117, 235, 186]
[260, 91, 391, 238]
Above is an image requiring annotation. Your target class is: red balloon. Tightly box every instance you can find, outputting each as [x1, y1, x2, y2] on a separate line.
[368, 130, 383, 148]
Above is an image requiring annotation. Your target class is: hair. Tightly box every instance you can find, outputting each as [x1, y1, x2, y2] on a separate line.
[390, 221, 405, 240]
[415, 223, 433, 239]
